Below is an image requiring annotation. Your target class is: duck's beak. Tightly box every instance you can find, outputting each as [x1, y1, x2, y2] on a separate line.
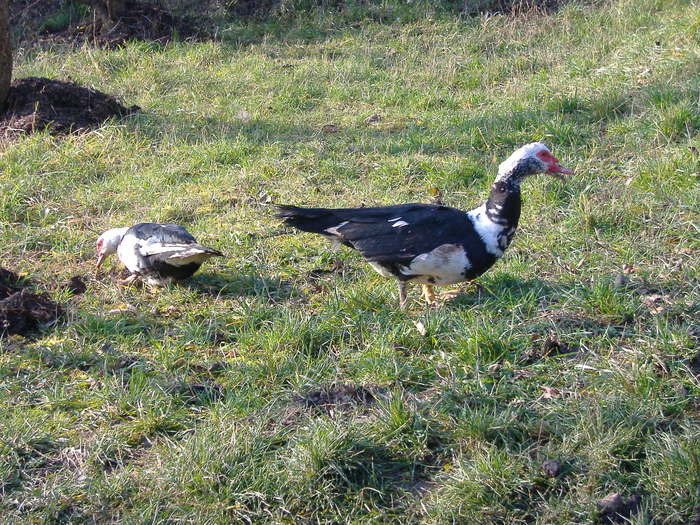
[95, 253, 106, 270]
[546, 159, 573, 180]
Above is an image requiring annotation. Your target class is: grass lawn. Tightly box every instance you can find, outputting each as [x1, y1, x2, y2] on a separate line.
[1, 0, 699, 522]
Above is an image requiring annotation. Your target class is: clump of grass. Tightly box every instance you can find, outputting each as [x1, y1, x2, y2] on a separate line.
[653, 101, 700, 143]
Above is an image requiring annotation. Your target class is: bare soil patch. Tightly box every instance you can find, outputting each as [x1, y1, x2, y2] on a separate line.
[520, 332, 578, 364]
[0, 268, 62, 337]
[0, 77, 138, 141]
[276, 384, 384, 427]
[63, 275, 87, 295]
[298, 384, 381, 413]
[596, 493, 641, 524]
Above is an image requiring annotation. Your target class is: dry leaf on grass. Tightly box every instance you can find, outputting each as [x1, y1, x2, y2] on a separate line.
[414, 321, 427, 336]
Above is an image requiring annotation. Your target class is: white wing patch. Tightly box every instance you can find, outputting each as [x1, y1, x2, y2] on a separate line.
[387, 216, 409, 228]
[140, 243, 216, 267]
[324, 221, 349, 237]
[398, 243, 471, 285]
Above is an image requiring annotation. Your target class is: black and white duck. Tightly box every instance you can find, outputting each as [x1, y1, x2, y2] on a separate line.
[95, 223, 223, 286]
[276, 142, 572, 308]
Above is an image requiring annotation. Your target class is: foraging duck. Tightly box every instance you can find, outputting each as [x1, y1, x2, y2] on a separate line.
[276, 142, 572, 308]
[95, 223, 223, 285]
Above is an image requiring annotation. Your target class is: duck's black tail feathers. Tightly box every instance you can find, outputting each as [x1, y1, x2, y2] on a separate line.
[275, 205, 341, 234]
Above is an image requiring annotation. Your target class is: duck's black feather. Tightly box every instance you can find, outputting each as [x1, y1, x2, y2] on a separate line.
[276, 203, 496, 274]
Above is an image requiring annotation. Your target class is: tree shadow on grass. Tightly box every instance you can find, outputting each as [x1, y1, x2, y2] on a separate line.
[126, 106, 588, 173]
[126, 112, 318, 148]
[219, 0, 571, 49]
[13, 0, 574, 51]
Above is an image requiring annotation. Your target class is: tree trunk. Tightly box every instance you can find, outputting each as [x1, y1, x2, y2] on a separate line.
[76, 0, 129, 24]
[0, 0, 11, 109]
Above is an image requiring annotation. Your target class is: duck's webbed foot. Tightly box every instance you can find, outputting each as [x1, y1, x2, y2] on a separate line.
[437, 282, 482, 302]
[117, 274, 139, 286]
[438, 289, 461, 301]
[422, 284, 438, 307]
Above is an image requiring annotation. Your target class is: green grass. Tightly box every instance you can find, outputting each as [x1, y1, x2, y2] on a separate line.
[1, 0, 700, 522]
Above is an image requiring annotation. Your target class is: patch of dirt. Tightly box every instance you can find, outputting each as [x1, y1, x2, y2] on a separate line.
[0, 268, 21, 297]
[0, 268, 62, 337]
[596, 493, 641, 524]
[1, 77, 138, 141]
[300, 383, 380, 412]
[164, 379, 223, 405]
[190, 360, 228, 374]
[279, 384, 384, 426]
[540, 334, 577, 355]
[541, 459, 561, 478]
[689, 351, 700, 377]
[64, 275, 87, 295]
[521, 333, 578, 364]
[307, 259, 345, 280]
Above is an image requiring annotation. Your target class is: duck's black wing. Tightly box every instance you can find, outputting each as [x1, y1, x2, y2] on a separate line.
[277, 203, 483, 266]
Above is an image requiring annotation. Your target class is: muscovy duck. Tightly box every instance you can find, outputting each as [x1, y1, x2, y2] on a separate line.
[95, 223, 223, 285]
[276, 142, 572, 308]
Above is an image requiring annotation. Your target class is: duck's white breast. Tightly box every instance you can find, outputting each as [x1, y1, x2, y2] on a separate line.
[117, 235, 144, 273]
[400, 243, 472, 285]
[467, 205, 510, 257]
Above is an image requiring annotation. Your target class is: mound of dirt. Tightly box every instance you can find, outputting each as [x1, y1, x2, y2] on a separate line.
[0, 268, 62, 337]
[0, 77, 138, 141]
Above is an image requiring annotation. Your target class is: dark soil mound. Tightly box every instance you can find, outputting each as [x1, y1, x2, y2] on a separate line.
[0, 77, 138, 141]
[0, 268, 62, 337]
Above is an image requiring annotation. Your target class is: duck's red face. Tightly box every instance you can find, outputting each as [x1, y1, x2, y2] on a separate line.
[536, 149, 573, 179]
[95, 238, 106, 268]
